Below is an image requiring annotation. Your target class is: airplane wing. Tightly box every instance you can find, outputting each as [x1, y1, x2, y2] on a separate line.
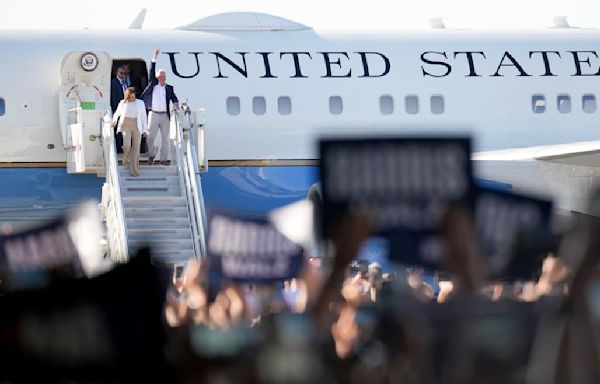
[473, 140, 600, 165]
[474, 141, 600, 215]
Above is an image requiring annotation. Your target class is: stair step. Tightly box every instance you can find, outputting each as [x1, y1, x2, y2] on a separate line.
[121, 187, 181, 194]
[127, 245, 196, 262]
[120, 181, 180, 190]
[121, 175, 179, 180]
[128, 239, 194, 251]
[126, 217, 191, 228]
[121, 175, 179, 185]
[149, 249, 197, 260]
[128, 228, 192, 240]
[119, 165, 177, 175]
[119, 173, 177, 180]
[122, 196, 187, 206]
[125, 207, 189, 216]
[127, 225, 191, 232]
[121, 186, 182, 197]
[128, 226, 191, 235]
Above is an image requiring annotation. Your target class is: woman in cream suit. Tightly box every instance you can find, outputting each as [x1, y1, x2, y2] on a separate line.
[111, 87, 148, 176]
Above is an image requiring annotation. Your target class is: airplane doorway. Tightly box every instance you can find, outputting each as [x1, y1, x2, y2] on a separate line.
[111, 58, 148, 97]
[110, 58, 149, 154]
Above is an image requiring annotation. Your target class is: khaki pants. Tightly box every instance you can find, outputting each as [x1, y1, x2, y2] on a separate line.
[121, 117, 141, 176]
[148, 111, 170, 161]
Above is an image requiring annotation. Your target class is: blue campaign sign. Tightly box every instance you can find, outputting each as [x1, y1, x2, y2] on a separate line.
[319, 137, 473, 269]
[207, 211, 305, 283]
[0, 201, 102, 289]
[0, 216, 84, 289]
[474, 186, 554, 280]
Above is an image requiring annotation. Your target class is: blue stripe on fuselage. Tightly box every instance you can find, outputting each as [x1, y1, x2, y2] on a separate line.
[0, 166, 319, 216]
[0, 168, 103, 210]
[0, 166, 512, 216]
[201, 165, 319, 214]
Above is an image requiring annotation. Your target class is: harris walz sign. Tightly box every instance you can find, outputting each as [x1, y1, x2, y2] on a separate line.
[474, 186, 554, 281]
[207, 211, 304, 284]
[0, 216, 83, 289]
[319, 137, 473, 270]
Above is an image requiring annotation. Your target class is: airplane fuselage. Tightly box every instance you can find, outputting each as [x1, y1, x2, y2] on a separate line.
[1, 27, 599, 216]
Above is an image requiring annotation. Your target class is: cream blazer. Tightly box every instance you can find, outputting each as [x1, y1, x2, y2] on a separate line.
[112, 99, 148, 134]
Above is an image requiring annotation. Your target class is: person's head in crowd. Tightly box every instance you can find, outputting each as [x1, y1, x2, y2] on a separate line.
[1, 223, 13, 235]
[407, 268, 434, 302]
[342, 270, 372, 305]
[308, 256, 322, 268]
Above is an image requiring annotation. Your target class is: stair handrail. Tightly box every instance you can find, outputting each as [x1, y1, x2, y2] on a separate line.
[186, 112, 208, 250]
[171, 109, 205, 259]
[101, 112, 129, 262]
[183, 111, 208, 257]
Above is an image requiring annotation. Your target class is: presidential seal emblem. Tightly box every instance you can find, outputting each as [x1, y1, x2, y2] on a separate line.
[80, 52, 98, 72]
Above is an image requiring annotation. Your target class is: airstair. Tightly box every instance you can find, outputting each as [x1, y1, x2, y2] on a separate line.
[62, 102, 208, 265]
[99, 105, 208, 264]
[55, 51, 208, 266]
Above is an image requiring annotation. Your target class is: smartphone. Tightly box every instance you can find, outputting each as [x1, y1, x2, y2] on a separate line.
[174, 264, 184, 279]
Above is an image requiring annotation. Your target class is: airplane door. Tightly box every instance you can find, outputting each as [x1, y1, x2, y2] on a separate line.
[58, 51, 112, 173]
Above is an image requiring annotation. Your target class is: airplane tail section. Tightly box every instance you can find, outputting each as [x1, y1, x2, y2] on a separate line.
[128, 9, 147, 29]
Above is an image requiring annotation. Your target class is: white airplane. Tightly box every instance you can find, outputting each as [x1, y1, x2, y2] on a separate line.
[1, 11, 600, 227]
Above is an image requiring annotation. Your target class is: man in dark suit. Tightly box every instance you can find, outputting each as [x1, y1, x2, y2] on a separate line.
[123, 64, 143, 95]
[110, 65, 128, 113]
[141, 48, 179, 165]
[110, 65, 128, 153]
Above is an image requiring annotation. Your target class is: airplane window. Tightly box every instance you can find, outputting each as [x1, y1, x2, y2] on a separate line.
[252, 96, 266, 115]
[557, 95, 571, 114]
[329, 96, 343, 115]
[583, 94, 597, 113]
[226, 97, 241, 116]
[0, 98, 4, 116]
[532, 95, 546, 114]
[380, 95, 394, 115]
[278, 96, 292, 115]
[431, 95, 445, 114]
[405, 95, 419, 114]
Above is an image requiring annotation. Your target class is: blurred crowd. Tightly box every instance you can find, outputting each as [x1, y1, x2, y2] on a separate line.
[3, 196, 600, 384]
[153, 206, 600, 384]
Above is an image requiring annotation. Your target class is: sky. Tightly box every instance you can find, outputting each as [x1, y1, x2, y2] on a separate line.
[2, 0, 600, 31]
